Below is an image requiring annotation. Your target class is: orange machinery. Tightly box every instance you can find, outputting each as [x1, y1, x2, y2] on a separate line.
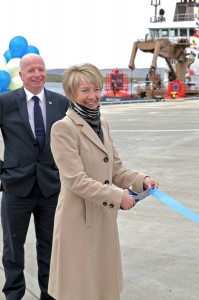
[103, 69, 132, 98]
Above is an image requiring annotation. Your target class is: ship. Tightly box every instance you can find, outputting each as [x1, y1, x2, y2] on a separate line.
[102, 0, 199, 103]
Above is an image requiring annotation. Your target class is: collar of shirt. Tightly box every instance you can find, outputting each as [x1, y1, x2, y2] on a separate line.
[24, 88, 45, 103]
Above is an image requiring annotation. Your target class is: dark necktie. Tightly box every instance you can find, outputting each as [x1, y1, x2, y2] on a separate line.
[32, 96, 46, 152]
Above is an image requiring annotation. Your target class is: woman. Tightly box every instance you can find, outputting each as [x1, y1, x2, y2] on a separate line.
[48, 63, 158, 300]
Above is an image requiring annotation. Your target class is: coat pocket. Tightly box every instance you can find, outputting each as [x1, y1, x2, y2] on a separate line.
[84, 199, 92, 227]
[2, 159, 19, 169]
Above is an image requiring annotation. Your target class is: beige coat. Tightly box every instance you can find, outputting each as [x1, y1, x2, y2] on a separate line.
[48, 108, 146, 300]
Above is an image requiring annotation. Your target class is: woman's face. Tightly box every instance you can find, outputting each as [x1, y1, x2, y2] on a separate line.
[74, 81, 101, 109]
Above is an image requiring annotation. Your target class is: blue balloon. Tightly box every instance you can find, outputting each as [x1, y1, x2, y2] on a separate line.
[0, 70, 11, 90]
[26, 45, 40, 55]
[4, 49, 13, 62]
[9, 36, 28, 58]
[0, 89, 11, 94]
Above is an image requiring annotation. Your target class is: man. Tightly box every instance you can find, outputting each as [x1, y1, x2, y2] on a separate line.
[0, 54, 69, 300]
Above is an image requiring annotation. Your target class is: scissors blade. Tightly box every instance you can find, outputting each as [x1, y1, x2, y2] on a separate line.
[128, 188, 151, 202]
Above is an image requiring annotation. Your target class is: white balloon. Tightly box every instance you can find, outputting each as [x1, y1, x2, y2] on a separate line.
[5, 58, 21, 78]
[0, 56, 7, 70]
[8, 75, 23, 90]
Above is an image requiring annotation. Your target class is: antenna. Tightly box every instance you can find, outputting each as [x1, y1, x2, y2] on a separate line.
[151, 0, 161, 22]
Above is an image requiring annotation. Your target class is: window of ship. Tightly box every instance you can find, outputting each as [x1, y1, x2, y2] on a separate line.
[170, 29, 175, 37]
[161, 29, 169, 37]
[180, 28, 188, 37]
[149, 29, 159, 38]
[150, 27, 194, 39]
[189, 28, 194, 37]
[174, 4, 186, 22]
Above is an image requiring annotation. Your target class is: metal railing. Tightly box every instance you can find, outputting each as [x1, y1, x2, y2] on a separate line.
[173, 13, 197, 22]
[150, 13, 198, 23]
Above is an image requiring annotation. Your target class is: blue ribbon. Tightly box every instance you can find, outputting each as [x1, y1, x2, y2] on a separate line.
[149, 189, 199, 224]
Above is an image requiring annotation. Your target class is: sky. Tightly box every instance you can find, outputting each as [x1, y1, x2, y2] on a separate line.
[0, 0, 173, 70]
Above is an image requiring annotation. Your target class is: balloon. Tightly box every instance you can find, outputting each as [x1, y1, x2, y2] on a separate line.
[8, 75, 23, 90]
[4, 49, 13, 62]
[0, 56, 7, 70]
[0, 89, 11, 94]
[9, 36, 28, 58]
[26, 45, 40, 55]
[0, 70, 11, 91]
[5, 58, 21, 78]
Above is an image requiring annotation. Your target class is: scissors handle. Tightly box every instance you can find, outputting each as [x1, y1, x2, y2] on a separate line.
[121, 189, 149, 209]
[128, 190, 141, 202]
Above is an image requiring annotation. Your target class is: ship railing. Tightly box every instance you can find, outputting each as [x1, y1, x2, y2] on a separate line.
[150, 13, 197, 23]
[173, 13, 197, 22]
[150, 16, 166, 23]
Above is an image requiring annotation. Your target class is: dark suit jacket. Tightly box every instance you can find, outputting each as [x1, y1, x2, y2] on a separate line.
[0, 87, 69, 197]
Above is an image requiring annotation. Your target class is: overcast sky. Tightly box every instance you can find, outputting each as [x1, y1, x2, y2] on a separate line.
[0, 0, 173, 70]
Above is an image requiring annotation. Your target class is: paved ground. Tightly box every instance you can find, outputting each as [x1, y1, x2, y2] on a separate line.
[0, 99, 199, 299]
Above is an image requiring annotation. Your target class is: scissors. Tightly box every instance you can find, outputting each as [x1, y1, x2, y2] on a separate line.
[128, 188, 151, 202]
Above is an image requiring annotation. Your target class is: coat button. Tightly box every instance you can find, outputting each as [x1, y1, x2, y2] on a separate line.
[103, 157, 108, 163]
[104, 180, 109, 184]
[109, 203, 114, 208]
[103, 202, 108, 206]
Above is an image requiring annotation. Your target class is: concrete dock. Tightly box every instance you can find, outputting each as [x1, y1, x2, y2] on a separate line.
[0, 99, 199, 299]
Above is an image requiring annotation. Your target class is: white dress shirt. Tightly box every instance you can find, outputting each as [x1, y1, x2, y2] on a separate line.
[24, 88, 47, 137]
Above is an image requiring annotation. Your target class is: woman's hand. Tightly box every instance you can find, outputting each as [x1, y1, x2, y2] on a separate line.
[120, 189, 136, 210]
[143, 176, 159, 190]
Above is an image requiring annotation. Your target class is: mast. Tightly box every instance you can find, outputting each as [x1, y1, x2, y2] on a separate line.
[151, 0, 161, 22]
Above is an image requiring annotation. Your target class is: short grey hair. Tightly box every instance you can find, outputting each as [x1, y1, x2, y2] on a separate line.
[19, 53, 44, 71]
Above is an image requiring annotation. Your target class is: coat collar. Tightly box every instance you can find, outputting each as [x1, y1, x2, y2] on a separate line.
[67, 108, 109, 155]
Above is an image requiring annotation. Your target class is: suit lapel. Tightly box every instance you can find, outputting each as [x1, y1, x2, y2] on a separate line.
[15, 88, 35, 140]
[45, 89, 54, 144]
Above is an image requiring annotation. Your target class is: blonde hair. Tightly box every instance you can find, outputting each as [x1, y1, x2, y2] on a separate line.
[62, 63, 103, 101]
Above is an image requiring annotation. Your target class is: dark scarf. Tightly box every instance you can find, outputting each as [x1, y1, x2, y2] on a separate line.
[70, 102, 104, 144]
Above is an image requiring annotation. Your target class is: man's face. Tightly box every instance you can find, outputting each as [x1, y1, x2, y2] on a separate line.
[19, 55, 46, 94]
